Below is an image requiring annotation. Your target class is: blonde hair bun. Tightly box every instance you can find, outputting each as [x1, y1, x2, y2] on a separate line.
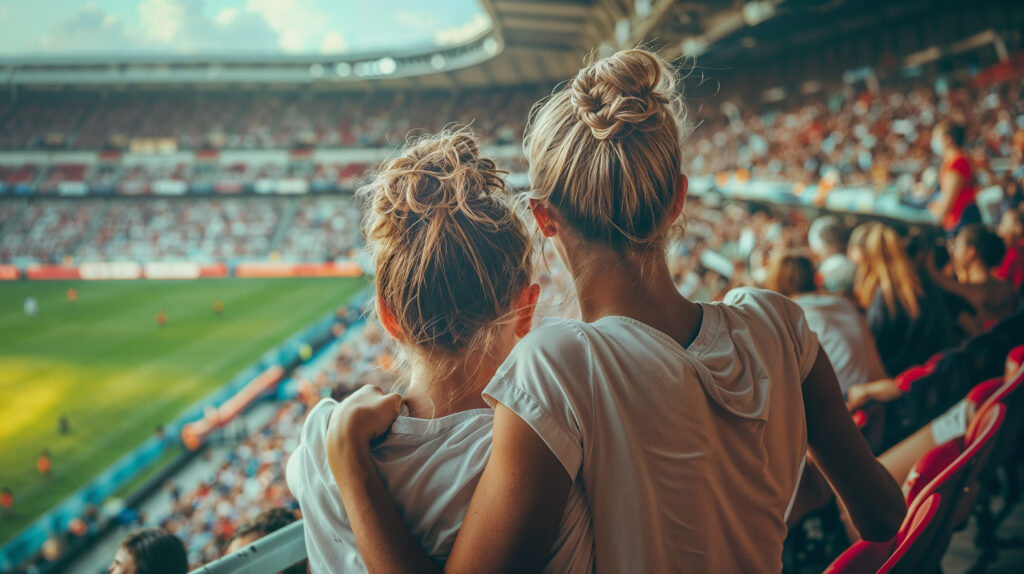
[524, 48, 685, 250]
[359, 130, 532, 354]
[570, 49, 674, 141]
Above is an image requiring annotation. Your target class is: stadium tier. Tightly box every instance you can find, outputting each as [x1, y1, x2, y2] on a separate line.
[3, 1, 1024, 574]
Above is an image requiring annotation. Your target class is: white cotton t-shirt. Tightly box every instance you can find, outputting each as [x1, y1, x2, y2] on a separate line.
[484, 287, 820, 574]
[286, 398, 594, 574]
[793, 293, 888, 393]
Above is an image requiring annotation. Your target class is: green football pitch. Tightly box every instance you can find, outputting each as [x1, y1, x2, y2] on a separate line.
[0, 277, 366, 543]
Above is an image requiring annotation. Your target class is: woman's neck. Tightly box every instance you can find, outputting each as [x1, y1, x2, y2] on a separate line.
[565, 241, 702, 347]
[402, 353, 496, 419]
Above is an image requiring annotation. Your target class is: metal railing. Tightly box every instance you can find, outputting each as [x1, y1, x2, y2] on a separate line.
[192, 520, 306, 574]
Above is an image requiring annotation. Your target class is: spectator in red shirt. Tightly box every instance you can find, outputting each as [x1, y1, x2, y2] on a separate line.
[996, 208, 1024, 291]
[929, 121, 980, 234]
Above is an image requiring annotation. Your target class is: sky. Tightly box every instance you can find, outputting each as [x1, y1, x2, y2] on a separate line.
[0, 0, 491, 59]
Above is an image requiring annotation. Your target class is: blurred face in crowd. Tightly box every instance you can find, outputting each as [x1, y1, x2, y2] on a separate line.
[225, 532, 261, 555]
[108, 547, 136, 574]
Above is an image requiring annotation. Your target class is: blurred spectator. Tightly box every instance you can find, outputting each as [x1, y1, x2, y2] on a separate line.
[851, 222, 955, 376]
[996, 208, 1024, 290]
[929, 223, 1021, 332]
[224, 508, 305, 574]
[109, 528, 188, 574]
[929, 121, 981, 234]
[765, 252, 887, 393]
[808, 215, 856, 294]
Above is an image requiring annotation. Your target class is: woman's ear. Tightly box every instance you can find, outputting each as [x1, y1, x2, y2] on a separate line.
[514, 283, 541, 338]
[375, 297, 404, 342]
[671, 174, 689, 220]
[529, 199, 559, 238]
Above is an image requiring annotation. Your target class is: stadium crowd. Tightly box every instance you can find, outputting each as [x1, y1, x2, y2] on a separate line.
[4, 46, 1024, 574]
[0, 89, 541, 152]
[686, 78, 1024, 199]
[0, 196, 363, 265]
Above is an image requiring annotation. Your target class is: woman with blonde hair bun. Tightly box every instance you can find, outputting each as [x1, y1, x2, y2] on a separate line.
[288, 130, 593, 573]
[329, 50, 905, 573]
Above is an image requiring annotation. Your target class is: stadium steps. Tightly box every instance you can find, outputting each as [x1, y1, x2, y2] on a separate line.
[267, 198, 299, 254]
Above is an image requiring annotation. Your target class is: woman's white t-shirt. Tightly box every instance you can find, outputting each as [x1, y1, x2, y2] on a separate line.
[483, 287, 819, 574]
[286, 398, 594, 574]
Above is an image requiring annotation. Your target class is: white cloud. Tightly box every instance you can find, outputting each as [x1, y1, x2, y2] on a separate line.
[246, 0, 329, 54]
[320, 31, 348, 54]
[394, 10, 441, 34]
[37, 0, 280, 55]
[37, 4, 135, 53]
[215, 7, 241, 27]
[435, 12, 491, 46]
[138, 0, 186, 45]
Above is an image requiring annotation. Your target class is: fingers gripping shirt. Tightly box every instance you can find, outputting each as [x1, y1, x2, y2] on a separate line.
[286, 399, 594, 574]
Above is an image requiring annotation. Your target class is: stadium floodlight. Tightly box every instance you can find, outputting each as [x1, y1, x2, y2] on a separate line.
[483, 37, 499, 55]
[430, 54, 446, 70]
[635, 0, 652, 18]
[334, 62, 352, 77]
[378, 57, 397, 75]
[743, 1, 776, 26]
[308, 63, 325, 79]
[681, 38, 707, 57]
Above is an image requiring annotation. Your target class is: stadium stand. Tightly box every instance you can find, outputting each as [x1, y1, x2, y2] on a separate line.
[2, 1, 1024, 573]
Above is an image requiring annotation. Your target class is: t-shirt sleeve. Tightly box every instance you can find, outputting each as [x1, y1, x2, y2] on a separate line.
[775, 294, 821, 380]
[729, 288, 821, 381]
[483, 320, 586, 480]
[950, 156, 972, 180]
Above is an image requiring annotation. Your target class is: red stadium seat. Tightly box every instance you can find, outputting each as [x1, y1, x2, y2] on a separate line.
[966, 378, 1005, 415]
[893, 363, 936, 393]
[825, 404, 1005, 574]
[822, 538, 894, 574]
[877, 493, 942, 574]
[1006, 345, 1024, 378]
[902, 440, 961, 506]
[969, 351, 1024, 555]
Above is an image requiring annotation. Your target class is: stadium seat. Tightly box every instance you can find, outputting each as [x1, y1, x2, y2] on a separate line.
[822, 493, 943, 574]
[1006, 345, 1024, 381]
[876, 493, 942, 574]
[893, 363, 937, 393]
[826, 404, 1005, 574]
[971, 350, 1024, 559]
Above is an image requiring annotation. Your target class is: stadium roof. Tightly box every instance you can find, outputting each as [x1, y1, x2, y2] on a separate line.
[2, 0, 992, 89]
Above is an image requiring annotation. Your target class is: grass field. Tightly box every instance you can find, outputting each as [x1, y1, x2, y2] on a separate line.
[0, 277, 366, 543]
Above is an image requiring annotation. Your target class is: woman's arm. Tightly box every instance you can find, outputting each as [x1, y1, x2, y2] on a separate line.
[803, 348, 907, 541]
[845, 378, 903, 412]
[327, 386, 571, 574]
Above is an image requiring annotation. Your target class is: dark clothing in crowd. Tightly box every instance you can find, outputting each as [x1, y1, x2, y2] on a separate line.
[867, 308, 1024, 453]
[868, 278, 955, 377]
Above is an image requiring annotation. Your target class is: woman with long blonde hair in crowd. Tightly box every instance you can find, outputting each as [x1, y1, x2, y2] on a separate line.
[851, 222, 954, 376]
[327, 49, 905, 573]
